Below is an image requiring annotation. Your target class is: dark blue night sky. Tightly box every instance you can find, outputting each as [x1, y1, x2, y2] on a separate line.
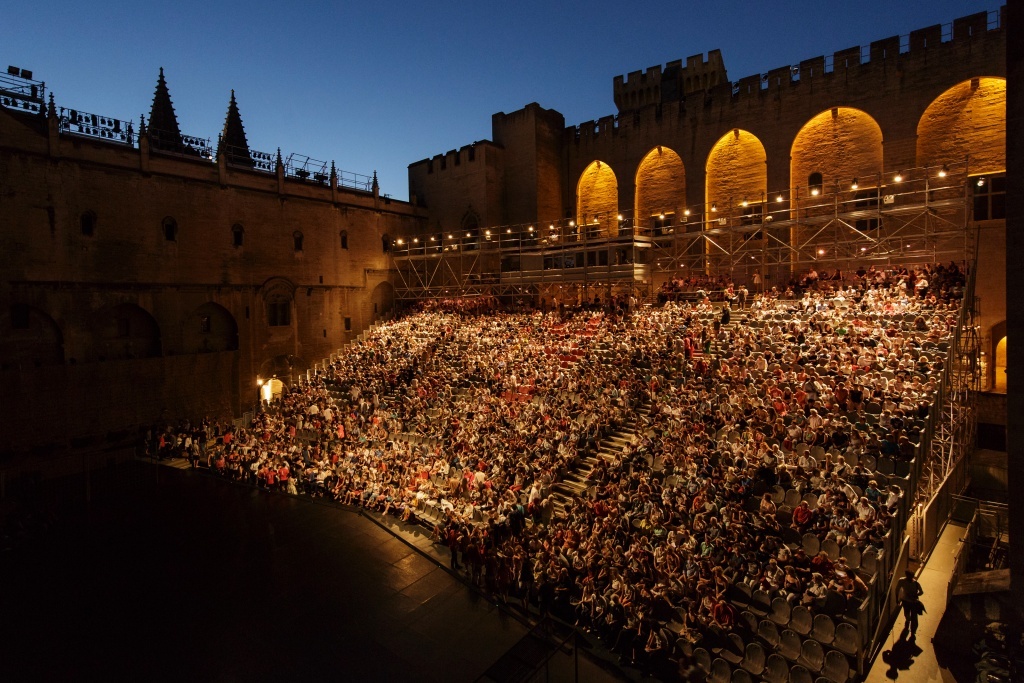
[1, 1, 998, 199]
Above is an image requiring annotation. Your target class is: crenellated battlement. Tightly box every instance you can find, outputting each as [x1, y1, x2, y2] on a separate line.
[408, 141, 496, 174]
[614, 49, 726, 111]
[571, 7, 1004, 144]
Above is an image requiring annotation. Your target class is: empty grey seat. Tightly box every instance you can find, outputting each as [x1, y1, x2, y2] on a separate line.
[789, 663, 814, 683]
[769, 597, 792, 626]
[833, 622, 861, 656]
[822, 649, 851, 683]
[779, 629, 802, 662]
[694, 647, 712, 673]
[803, 533, 821, 556]
[811, 613, 836, 645]
[730, 668, 754, 683]
[710, 657, 732, 683]
[770, 484, 786, 504]
[790, 604, 813, 636]
[799, 638, 825, 673]
[762, 654, 789, 683]
[821, 538, 840, 561]
[741, 641, 766, 675]
[758, 619, 781, 648]
[721, 633, 745, 664]
[740, 610, 759, 634]
[785, 488, 803, 507]
[750, 589, 772, 616]
[860, 548, 878, 577]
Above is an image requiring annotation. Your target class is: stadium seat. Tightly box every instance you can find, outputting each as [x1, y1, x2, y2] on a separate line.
[822, 649, 851, 683]
[762, 654, 789, 683]
[731, 668, 754, 683]
[803, 533, 821, 556]
[758, 619, 781, 648]
[789, 663, 814, 683]
[790, 604, 813, 636]
[833, 622, 861, 656]
[799, 638, 825, 672]
[821, 538, 840, 561]
[694, 647, 712, 673]
[840, 544, 861, 569]
[769, 597, 792, 626]
[811, 613, 836, 645]
[779, 629, 802, 662]
[710, 657, 732, 683]
[740, 641, 766, 675]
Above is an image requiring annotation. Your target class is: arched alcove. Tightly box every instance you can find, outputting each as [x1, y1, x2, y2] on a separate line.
[89, 303, 161, 361]
[576, 160, 618, 238]
[635, 146, 686, 234]
[705, 129, 767, 222]
[182, 302, 239, 354]
[917, 77, 1006, 175]
[0, 304, 64, 370]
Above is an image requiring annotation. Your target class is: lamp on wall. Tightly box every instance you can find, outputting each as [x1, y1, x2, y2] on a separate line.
[711, 203, 717, 212]
[894, 171, 903, 183]
[938, 164, 948, 178]
[850, 178, 859, 190]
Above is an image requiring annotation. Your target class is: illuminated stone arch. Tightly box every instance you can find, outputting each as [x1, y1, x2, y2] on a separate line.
[0, 304, 64, 370]
[917, 77, 1006, 175]
[89, 303, 161, 361]
[576, 160, 618, 238]
[635, 146, 686, 232]
[705, 129, 767, 220]
[790, 107, 883, 203]
[182, 302, 239, 354]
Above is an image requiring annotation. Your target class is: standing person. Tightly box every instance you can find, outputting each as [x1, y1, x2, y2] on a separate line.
[752, 270, 762, 293]
[896, 570, 924, 636]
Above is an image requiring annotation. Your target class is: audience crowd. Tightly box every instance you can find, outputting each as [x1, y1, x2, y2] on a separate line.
[146, 261, 965, 678]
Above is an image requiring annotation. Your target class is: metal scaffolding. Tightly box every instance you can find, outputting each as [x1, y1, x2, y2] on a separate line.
[391, 161, 976, 302]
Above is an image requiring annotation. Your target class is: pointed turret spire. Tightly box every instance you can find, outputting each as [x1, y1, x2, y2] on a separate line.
[372, 170, 379, 195]
[148, 67, 183, 152]
[219, 90, 252, 166]
[44, 92, 55, 119]
[139, 114, 147, 136]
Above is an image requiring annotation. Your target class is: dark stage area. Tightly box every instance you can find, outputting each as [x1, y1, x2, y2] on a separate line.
[0, 465, 531, 682]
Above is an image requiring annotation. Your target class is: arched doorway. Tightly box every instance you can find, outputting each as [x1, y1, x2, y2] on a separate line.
[259, 377, 285, 404]
[259, 354, 309, 387]
[89, 303, 161, 361]
[370, 281, 395, 321]
[576, 160, 618, 238]
[0, 304, 64, 370]
[706, 129, 767, 220]
[182, 302, 239, 353]
[995, 335, 1007, 393]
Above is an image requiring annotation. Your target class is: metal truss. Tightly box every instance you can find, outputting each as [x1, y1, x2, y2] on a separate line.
[390, 164, 974, 301]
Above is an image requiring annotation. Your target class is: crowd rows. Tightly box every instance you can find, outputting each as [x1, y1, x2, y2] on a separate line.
[147, 261, 964, 677]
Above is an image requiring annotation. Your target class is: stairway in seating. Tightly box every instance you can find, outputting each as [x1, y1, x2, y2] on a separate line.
[548, 400, 651, 520]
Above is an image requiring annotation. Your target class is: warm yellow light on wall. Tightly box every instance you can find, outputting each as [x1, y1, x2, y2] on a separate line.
[938, 165, 948, 178]
[741, 198, 749, 207]
[810, 188, 820, 196]
[776, 195, 784, 202]
[711, 203, 717, 212]
[894, 171, 903, 183]
[851, 178, 859, 190]
[617, 214, 623, 221]
[684, 208, 691, 216]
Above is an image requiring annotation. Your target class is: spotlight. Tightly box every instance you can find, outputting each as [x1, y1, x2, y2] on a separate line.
[894, 171, 903, 183]
[506, 228, 512, 233]
[684, 208, 691, 216]
[741, 198, 748, 207]
[413, 238, 418, 243]
[977, 177, 986, 187]
[569, 220, 575, 227]
[617, 214, 623, 221]
[811, 188, 820, 196]
[448, 234, 453, 239]
[396, 238, 403, 245]
[817, 248, 825, 255]
[711, 203, 717, 212]
[528, 226, 534, 232]
[660, 213, 666, 219]
[776, 195, 784, 203]
[484, 230, 491, 236]
[430, 236, 436, 241]
[938, 165, 948, 178]
[466, 232, 471, 237]
[851, 178, 859, 190]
